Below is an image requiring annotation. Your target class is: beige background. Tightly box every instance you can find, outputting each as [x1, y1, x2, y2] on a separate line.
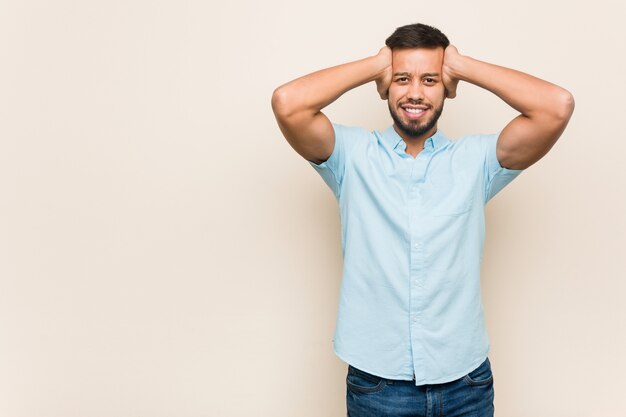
[1, 0, 624, 416]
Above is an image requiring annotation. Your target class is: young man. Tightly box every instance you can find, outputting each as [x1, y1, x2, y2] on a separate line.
[271, 23, 573, 416]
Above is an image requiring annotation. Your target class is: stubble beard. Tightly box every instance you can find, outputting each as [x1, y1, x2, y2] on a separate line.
[389, 100, 444, 139]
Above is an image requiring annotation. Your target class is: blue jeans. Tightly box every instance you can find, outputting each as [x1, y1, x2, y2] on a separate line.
[346, 357, 494, 417]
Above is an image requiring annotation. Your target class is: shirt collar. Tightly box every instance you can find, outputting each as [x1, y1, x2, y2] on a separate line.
[382, 125, 448, 154]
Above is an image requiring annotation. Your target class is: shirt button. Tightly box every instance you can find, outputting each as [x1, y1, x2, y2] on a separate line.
[413, 243, 420, 249]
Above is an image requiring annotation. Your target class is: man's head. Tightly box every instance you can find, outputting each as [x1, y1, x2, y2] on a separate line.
[385, 23, 449, 141]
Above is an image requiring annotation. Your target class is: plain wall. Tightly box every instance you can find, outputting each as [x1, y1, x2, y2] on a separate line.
[1, 0, 625, 416]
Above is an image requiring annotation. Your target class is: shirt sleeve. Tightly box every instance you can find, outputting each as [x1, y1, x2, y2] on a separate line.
[483, 132, 525, 204]
[308, 123, 365, 200]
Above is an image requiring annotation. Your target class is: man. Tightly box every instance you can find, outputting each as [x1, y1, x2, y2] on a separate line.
[271, 23, 573, 417]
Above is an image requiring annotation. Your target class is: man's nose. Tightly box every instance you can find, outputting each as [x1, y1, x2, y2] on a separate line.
[407, 81, 424, 101]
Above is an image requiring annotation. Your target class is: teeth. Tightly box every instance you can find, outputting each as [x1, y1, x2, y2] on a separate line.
[404, 108, 424, 114]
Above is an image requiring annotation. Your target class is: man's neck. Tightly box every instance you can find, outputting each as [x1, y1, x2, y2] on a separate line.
[393, 124, 437, 157]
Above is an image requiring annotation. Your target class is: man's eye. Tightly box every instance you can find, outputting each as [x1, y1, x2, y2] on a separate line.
[396, 77, 408, 82]
[424, 78, 436, 84]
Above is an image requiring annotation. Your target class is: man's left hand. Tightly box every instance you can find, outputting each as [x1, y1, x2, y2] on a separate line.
[442, 45, 462, 99]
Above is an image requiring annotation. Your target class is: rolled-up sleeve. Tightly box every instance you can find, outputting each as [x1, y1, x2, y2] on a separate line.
[482, 132, 524, 204]
[308, 123, 365, 200]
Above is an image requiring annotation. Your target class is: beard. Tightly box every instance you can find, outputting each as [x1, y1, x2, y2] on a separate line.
[388, 100, 444, 139]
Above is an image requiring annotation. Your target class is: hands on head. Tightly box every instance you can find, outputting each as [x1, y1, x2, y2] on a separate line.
[375, 44, 461, 100]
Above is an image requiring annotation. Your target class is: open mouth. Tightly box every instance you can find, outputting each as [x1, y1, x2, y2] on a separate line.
[401, 105, 428, 119]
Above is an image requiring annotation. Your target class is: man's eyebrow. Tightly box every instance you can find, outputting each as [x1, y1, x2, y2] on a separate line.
[393, 72, 441, 77]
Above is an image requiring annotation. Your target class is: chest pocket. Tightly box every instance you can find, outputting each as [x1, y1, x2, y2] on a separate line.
[424, 170, 475, 217]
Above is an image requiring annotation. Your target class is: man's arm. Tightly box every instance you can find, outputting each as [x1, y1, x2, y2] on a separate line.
[442, 46, 575, 170]
[271, 48, 392, 165]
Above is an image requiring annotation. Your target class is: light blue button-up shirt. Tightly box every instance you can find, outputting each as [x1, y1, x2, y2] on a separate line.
[308, 123, 524, 385]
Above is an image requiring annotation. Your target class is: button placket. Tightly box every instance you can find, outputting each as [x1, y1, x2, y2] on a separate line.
[406, 148, 434, 382]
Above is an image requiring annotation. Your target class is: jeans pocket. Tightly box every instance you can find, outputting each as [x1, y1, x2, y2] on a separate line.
[462, 357, 494, 386]
[346, 365, 387, 394]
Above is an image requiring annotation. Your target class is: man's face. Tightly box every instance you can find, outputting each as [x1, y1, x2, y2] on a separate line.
[387, 47, 446, 140]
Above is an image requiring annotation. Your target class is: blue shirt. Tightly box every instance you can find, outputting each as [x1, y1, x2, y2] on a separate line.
[308, 123, 524, 385]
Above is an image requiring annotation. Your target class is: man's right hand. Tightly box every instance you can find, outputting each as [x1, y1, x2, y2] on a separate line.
[375, 47, 393, 100]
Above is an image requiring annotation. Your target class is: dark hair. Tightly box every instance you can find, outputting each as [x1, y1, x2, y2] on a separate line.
[385, 23, 449, 50]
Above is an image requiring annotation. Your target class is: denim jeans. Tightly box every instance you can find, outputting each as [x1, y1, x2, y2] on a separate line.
[346, 357, 494, 417]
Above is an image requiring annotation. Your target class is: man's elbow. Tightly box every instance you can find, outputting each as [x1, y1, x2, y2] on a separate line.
[271, 86, 294, 120]
[555, 89, 575, 123]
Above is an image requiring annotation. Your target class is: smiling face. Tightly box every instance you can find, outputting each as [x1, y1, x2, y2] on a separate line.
[387, 47, 446, 142]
